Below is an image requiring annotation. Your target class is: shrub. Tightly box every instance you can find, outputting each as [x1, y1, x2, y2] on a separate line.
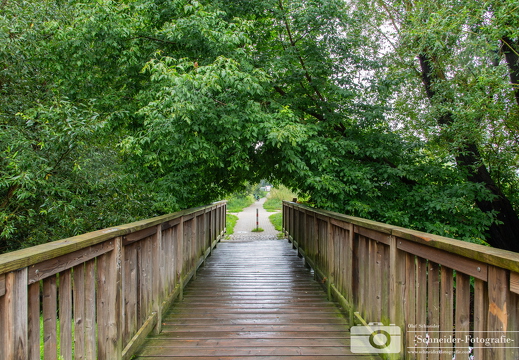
[263, 185, 297, 212]
[226, 195, 255, 213]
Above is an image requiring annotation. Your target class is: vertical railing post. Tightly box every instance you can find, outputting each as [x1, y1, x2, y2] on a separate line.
[113, 236, 124, 360]
[177, 216, 184, 301]
[330, 218, 335, 283]
[0, 268, 28, 360]
[487, 266, 510, 360]
[389, 235, 405, 360]
[282, 202, 286, 234]
[473, 278, 488, 360]
[28, 282, 40, 360]
[153, 224, 163, 335]
[345, 223, 354, 325]
[59, 270, 73, 360]
[97, 236, 123, 360]
[223, 202, 226, 235]
[191, 214, 197, 279]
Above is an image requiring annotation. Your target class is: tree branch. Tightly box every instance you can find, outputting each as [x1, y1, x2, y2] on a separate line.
[418, 51, 519, 251]
[277, 0, 326, 103]
[1, 184, 19, 209]
[501, 36, 519, 107]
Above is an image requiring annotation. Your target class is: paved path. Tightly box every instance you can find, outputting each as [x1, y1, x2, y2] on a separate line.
[228, 197, 279, 241]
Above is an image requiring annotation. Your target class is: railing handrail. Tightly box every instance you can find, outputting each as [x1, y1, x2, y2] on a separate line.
[283, 200, 519, 272]
[0, 200, 226, 275]
[283, 200, 519, 360]
[0, 200, 227, 360]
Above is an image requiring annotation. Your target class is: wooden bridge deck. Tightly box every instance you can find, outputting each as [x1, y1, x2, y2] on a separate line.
[134, 238, 371, 359]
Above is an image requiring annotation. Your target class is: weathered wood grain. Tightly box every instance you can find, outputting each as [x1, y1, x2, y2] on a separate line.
[487, 266, 509, 360]
[389, 235, 406, 342]
[397, 238, 487, 280]
[405, 253, 416, 360]
[123, 242, 137, 345]
[28, 241, 114, 284]
[355, 225, 391, 245]
[73, 263, 85, 360]
[1, 269, 28, 360]
[59, 270, 73, 360]
[122, 227, 157, 245]
[0, 273, 5, 297]
[511, 271, 519, 294]
[415, 257, 427, 360]
[152, 226, 163, 335]
[43, 275, 57, 360]
[28, 282, 40, 360]
[473, 278, 488, 360]
[84, 259, 96, 360]
[439, 267, 453, 360]
[0, 201, 227, 360]
[454, 272, 470, 355]
[284, 201, 519, 273]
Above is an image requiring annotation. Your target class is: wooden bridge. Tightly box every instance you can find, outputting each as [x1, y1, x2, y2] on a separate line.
[1, 201, 519, 360]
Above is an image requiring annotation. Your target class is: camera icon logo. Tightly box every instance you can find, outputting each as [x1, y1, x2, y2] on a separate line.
[351, 322, 401, 354]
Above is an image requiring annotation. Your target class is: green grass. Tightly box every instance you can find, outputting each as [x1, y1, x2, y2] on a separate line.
[263, 185, 297, 212]
[226, 195, 255, 213]
[269, 212, 283, 231]
[251, 227, 264, 232]
[40, 315, 66, 360]
[226, 214, 239, 238]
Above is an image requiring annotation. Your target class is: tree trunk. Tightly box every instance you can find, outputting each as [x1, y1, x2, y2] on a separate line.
[501, 36, 519, 107]
[419, 53, 519, 252]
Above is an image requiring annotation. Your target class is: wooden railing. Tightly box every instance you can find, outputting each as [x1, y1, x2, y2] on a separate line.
[283, 201, 519, 360]
[0, 201, 226, 360]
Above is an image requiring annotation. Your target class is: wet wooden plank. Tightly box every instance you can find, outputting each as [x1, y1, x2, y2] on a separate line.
[142, 338, 350, 347]
[135, 239, 368, 359]
[139, 346, 354, 356]
[134, 357, 363, 360]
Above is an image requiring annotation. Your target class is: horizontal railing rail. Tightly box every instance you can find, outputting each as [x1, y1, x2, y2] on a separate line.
[283, 201, 519, 360]
[0, 201, 227, 360]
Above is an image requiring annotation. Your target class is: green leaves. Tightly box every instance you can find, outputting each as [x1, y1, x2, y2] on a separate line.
[2, 0, 518, 252]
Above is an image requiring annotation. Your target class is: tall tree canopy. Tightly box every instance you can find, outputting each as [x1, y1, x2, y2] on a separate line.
[1, 0, 518, 252]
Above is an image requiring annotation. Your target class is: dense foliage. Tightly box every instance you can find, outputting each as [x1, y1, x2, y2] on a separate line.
[1, 0, 518, 252]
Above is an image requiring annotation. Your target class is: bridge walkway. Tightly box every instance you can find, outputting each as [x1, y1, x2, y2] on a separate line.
[134, 237, 370, 359]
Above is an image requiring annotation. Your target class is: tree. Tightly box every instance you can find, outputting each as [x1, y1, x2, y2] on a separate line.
[0, 0, 176, 251]
[133, 0, 503, 244]
[363, 0, 519, 250]
[2, 0, 518, 253]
